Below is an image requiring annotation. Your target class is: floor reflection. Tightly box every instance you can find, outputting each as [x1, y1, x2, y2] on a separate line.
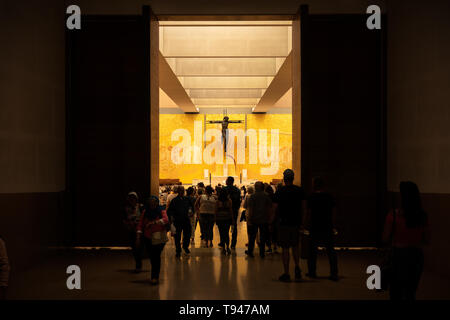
[7, 220, 450, 300]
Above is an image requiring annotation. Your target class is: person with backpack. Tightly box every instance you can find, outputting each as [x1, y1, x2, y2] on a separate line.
[167, 186, 193, 258]
[224, 176, 241, 250]
[245, 181, 272, 258]
[195, 185, 216, 248]
[215, 188, 234, 255]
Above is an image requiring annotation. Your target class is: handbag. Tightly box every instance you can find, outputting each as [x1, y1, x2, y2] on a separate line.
[151, 230, 168, 245]
[380, 209, 397, 291]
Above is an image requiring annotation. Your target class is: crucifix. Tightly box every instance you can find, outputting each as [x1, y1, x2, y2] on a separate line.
[205, 110, 244, 154]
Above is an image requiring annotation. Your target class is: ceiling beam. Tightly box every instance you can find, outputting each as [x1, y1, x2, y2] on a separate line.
[252, 52, 291, 113]
[157, 15, 294, 21]
[159, 52, 198, 113]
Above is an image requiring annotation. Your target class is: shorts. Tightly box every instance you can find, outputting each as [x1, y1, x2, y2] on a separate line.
[277, 224, 300, 248]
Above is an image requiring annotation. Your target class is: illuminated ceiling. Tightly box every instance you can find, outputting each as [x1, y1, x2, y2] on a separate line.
[159, 21, 292, 112]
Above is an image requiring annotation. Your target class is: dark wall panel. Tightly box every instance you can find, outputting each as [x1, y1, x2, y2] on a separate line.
[301, 13, 385, 246]
[67, 15, 150, 245]
[0, 193, 64, 275]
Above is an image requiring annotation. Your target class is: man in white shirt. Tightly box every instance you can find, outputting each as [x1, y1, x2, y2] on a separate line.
[166, 185, 179, 210]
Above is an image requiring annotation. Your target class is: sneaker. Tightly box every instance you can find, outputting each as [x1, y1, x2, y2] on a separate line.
[184, 248, 190, 254]
[295, 267, 302, 281]
[279, 273, 291, 282]
[244, 250, 254, 258]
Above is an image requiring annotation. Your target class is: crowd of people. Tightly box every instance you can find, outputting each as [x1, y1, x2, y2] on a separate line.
[0, 169, 430, 300]
[124, 170, 340, 285]
[122, 169, 429, 300]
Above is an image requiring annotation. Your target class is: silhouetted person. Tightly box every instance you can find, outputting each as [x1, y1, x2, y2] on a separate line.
[382, 181, 429, 300]
[195, 185, 216, 248]
[241, 185, 254, 222]
[195, 188, 205, 242]
[123, 191, 144, 272]
[215, 188, 234, 255]
[273, 169, 306, 282]
[186, 187, 197, 245]
[167, 186, 193, 258]
[246, 181, 272, 258]
[305, 177, 338, 281]
[136, 196, 169, 285]
[241, 185, 247, 198]
[265, 183, 278, 253]
[0, 236, 10, 300]
[224, 176, 241, 250]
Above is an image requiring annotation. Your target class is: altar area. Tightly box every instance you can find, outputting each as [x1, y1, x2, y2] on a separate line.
[159, 113, 293, 186]
[192, 176, 257, 187]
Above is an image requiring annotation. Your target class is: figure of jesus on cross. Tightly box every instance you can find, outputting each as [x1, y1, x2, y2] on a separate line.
[207, 116, 244, 154]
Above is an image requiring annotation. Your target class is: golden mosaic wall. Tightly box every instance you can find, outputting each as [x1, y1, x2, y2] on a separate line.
[160, 114, 292, 184]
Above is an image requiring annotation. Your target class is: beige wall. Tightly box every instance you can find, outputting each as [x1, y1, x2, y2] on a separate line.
[0, 0, 66, 194]
[387, 0, 450, 193]
[387, 0, 450, 278]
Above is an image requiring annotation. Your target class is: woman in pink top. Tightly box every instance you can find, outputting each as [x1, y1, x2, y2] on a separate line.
[136, 196, 169, 285]
[382, 181, 429, 300]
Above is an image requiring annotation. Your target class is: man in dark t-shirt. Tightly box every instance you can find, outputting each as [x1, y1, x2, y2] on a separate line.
[273, 169, 306, 282]
[167, 186, 193, 258]
[305, 176, 338, 281]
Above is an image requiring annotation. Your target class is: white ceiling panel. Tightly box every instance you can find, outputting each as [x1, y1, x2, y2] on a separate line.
[188, 89, 264, 99]
[159, 22, 291, 112]
[166, 57, 281, 76]
[179, 76, 274, 89]
[160, 26, 292, 57]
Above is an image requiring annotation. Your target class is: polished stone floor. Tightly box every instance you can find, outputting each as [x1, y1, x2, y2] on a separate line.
[7, 223, 450, 300]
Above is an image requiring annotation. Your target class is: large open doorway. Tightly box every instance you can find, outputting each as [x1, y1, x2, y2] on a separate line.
[66, 6, 385, 247]
[157, 19, 295, 188]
